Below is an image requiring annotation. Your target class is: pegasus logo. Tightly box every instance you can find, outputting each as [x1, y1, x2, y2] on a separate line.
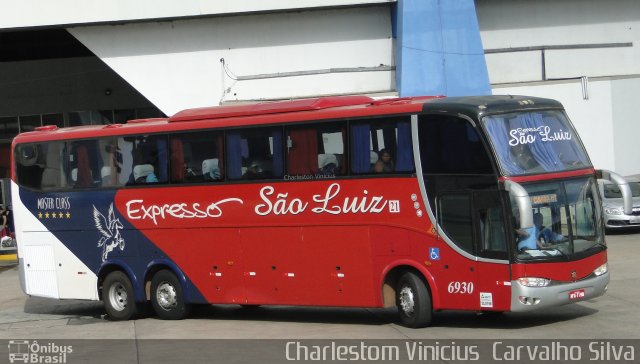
[93, 203, 125, 262]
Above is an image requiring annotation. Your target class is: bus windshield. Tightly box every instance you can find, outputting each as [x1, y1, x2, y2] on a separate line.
[513, 177, 604, 261]
[482, 110, 591, 176]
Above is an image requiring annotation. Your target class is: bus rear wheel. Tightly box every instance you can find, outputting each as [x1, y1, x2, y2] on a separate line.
[151, 269, 190, 320]
[103, 271, 139, 321]
[396, 272, 432, 328]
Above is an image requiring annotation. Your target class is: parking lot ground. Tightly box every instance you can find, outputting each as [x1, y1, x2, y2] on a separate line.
[0, 232, 638, 340]
[0, 233, 638, 363]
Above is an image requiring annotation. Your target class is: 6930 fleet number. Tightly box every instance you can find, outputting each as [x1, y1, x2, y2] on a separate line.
[447, 281, 474, 294]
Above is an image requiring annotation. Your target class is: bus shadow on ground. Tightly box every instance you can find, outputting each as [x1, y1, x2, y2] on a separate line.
[23, 296, 104, 319]
[429, 304, 599, 329]
[187, 305, 397, 326]
[185, 303, 599, 329]
[22, 297, 599, 329]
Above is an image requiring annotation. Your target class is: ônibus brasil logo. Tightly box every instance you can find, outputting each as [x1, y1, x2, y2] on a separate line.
[8, 340, 73, 363]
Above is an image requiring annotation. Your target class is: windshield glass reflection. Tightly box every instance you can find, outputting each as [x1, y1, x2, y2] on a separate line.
[483, 111, 591, 176]
[513, 177, 603, 260]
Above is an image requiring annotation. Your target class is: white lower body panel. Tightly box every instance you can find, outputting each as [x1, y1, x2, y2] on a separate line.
[13, 182, 99, 301]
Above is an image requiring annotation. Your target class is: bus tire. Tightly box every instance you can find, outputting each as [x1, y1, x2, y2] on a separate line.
[396, 272, 432, 328]
[151, 269, 190, 320]
[103, 271, 139, 321]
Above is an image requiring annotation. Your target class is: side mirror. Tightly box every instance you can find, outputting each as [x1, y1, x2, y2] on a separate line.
[596, 169, 632, 215]
[503, 180, 533, 229]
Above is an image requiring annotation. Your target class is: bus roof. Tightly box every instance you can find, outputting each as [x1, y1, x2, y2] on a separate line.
[13, 95, 563, 144]
[169, 95, 377, 122]
[425, 95, 564, 117]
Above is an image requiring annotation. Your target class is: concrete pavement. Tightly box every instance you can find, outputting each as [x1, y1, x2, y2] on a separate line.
[0, 233, 638, 341]
[0, 233, 637, 364]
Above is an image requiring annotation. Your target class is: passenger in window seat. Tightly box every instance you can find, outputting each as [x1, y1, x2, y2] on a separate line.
[374, 149, 394, 173]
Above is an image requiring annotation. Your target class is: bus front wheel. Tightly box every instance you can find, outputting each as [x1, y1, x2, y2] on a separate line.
[103, 271, 139, 321]
[396, 272, 432, 328]
[150, 270, 190, 320]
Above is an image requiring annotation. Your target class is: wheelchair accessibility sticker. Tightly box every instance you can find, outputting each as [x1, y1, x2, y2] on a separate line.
[429, 247, 440, 261]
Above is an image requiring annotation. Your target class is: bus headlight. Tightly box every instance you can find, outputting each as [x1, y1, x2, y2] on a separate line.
[518, 277, 551, 287]
[593, 263, 608, 276]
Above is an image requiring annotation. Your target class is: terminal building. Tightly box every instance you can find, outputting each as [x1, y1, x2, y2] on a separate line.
[1, 0, 638, 178]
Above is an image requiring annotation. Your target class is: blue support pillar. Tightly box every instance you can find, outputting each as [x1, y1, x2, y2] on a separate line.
[395, 0, 491, 97]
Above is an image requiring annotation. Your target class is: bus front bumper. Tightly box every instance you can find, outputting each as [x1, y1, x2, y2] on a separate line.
[510, 272, 609, 312]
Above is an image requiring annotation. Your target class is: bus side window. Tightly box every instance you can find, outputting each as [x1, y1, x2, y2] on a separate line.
[69, 141, 103, 188]
[98, 138, 118, 187]
[419, 115, 493, 174]
[170, 131, 224, 183]
[437, 192, 475, 255]
[16, 144, 41, 189]
[16, 143, 67, 190]
[226, 127, 283, 180]
[286, 123, 346, 178]
[117, 137, 134, 186]
[287, 128, 319, 176]
[40, 142, 68, 190]
[73, 144, 92, 188]
[350, 117, 414, 175]
[439, 190, 508, 260]
[474, 191, 508, 260]
[122, 135, 169, 185]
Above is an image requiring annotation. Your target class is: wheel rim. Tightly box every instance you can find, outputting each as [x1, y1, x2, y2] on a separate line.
[156, 282, 178, 310]
[399, 286, 415, 316]
[108, 283, 128, 312]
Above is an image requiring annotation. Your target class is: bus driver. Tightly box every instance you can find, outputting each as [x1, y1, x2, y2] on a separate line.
[517, 212, 565, 250]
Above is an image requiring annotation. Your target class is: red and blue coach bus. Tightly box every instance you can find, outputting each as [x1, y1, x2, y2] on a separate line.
[12, 95, 630, 327]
